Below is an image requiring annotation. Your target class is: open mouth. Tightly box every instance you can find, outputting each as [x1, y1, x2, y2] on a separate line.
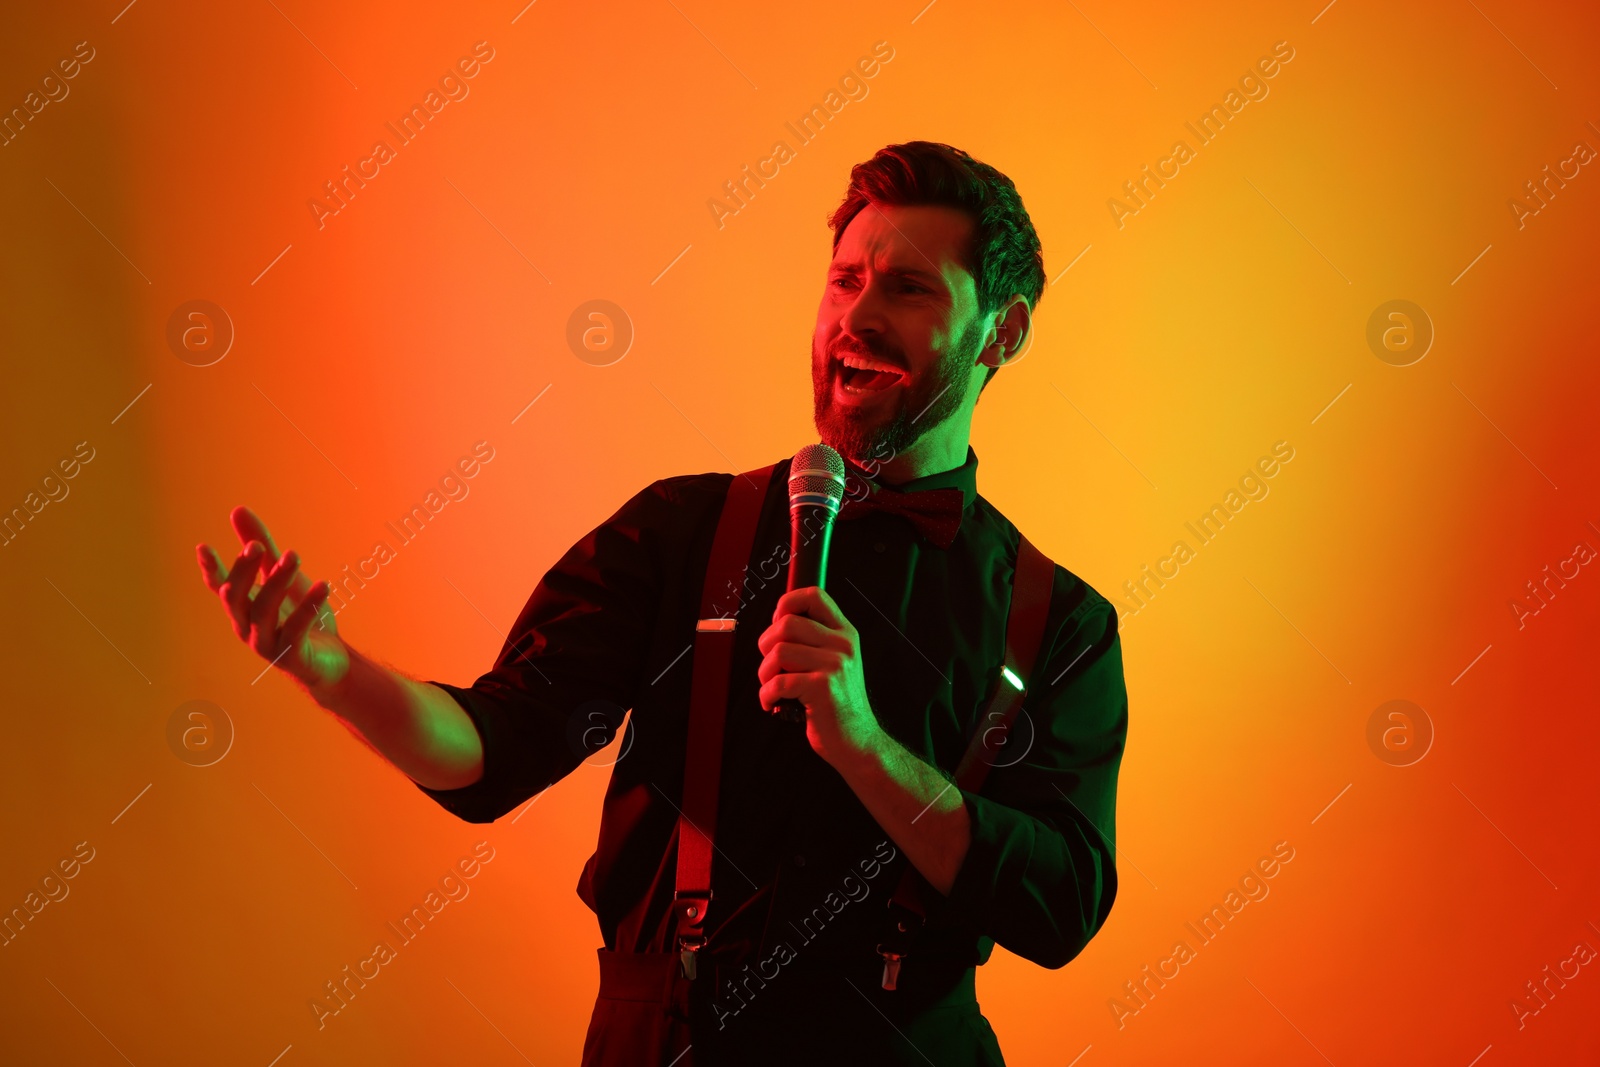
[835, 353, 907, 393]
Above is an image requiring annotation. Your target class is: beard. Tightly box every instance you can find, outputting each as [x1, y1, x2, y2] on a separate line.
[811, 318, 982, 466]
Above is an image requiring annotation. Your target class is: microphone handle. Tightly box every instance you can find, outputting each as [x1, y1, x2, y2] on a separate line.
[775, 504, 834, 724]
[775, 699, 807, 726]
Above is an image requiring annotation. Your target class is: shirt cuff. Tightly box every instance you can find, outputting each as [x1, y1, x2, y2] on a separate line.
[936, 787, 1035, 934]
[931, 785, 1111, 970]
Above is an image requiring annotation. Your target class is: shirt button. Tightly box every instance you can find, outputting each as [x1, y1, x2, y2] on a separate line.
[793, 853, 806, 867]
[873, 541, 886, 553]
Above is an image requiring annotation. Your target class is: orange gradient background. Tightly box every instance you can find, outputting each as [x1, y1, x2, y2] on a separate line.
[2, 1, 1597, 1063]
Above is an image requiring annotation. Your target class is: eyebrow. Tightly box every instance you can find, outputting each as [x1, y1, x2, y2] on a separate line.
[828, 261, 944, 285]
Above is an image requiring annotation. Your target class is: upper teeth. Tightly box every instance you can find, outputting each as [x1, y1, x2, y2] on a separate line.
[840, 354, 902, 376]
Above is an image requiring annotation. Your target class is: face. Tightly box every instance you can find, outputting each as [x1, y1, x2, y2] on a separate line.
[812, 203, 992, 465]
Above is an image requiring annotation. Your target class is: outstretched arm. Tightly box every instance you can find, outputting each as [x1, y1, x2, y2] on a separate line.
[196, 505, 483, 791]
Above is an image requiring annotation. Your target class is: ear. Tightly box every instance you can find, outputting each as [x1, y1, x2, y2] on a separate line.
[977, 295, 1033, 370]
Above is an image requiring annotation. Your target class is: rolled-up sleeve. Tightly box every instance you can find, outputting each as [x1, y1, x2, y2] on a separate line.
[413, 478, 674, 824]
[935, 590, 1128, 969]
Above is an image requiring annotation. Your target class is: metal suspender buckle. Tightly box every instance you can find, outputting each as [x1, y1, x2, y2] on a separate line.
[679, 936, 705, 980]
[674, 889, 712, 980]
[875, 945, 905, 990]
[877, 899, 924, 991]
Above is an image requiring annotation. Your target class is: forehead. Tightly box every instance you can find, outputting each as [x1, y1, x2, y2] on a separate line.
[830, 203, 976, 287]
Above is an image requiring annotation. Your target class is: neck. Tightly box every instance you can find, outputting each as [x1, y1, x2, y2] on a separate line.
[859, 423, 970, 485]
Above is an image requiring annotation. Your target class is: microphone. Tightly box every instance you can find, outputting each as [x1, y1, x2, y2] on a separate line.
[774, 443, 846, 724]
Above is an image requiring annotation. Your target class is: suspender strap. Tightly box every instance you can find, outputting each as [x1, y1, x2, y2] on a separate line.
[953, 533, 1056, 792]
[878, 533, 1056, 989]
[673, 465, 776, 979]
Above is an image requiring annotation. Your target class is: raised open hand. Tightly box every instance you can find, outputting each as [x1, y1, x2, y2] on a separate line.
[195, 506, 348, 690]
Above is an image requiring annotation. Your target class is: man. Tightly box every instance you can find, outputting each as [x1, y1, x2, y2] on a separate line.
[197, 141, 1128, 1064]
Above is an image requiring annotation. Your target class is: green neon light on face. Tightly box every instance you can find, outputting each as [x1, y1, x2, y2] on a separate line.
[1001, 666, 1024, 690]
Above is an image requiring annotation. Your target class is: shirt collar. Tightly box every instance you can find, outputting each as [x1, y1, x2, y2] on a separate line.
[842, 445, 979, 514]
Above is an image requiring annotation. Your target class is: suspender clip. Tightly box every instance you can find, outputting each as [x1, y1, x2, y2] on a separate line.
[674, 889, 712, 980]
[876, 944, 905, 990]
[679, 937, 704, 980]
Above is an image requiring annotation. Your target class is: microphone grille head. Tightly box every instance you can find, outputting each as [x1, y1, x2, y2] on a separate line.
[789, 443, 846, 514]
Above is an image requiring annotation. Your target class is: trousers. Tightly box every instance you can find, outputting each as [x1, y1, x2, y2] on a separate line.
[579, 948, 1006, 1066]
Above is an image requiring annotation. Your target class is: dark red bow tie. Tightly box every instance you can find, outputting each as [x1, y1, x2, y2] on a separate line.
[836, 468, 964, 548]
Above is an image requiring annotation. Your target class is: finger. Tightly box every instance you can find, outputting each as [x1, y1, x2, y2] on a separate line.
[250, 550, 301, 631]
[282, 561, 315, 604]
[757, 642, 832, 686]
[230, 506, 281, 566]
[759, 673, 809, 713]
[219, 541, 266, 639]
[772, 587, 814, 622]
[756, 613, 844, 656]
[196, 543, 228, 593]
[232, 509, 315, 602]
[278, 580, 331, 649]
[267, 550, 315, 606]
[772, 586, 848, 630]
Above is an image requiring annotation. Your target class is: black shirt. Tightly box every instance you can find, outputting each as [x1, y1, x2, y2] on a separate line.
[416, 445, 1127, 999]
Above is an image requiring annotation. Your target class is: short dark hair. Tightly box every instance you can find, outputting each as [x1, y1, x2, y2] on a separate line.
[827, 141, 1045, 392]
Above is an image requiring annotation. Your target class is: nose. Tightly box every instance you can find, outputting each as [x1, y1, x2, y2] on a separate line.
[838, 277, 888, 341]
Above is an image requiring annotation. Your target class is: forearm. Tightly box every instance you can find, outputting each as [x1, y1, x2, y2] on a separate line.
[307, 644, 485, 791]
[835, 727, 971, 895]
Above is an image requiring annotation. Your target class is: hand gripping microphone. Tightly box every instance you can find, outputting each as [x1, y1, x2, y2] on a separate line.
[774, 443, 846, 724]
